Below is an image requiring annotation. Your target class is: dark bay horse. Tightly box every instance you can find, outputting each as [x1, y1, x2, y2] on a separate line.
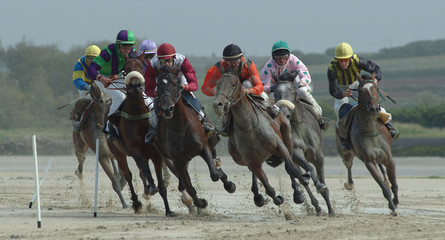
[336, 78, 399, 216]
[71, 80, 128, 208]
[273, 72, 334, 216]
[106, 58, 177, 216]
[154, 66, 236, 210]
[213, 70, 307, 207]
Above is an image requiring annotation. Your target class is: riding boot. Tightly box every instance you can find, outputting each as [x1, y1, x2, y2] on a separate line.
[198, 110, 215, 136]
[107, 121, 119, 140]
[385, 122, 400, 139]
[144, 125, 157, 144]
[339, 137, 351, 151]
[268, 104, 280, 118]
[319, 116, 330, 131]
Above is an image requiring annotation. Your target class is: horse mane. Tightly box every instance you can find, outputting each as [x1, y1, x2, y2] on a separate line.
[160, 65, 173, 74]
[272, 71, 297, 83]
[124, 71, 144, 85]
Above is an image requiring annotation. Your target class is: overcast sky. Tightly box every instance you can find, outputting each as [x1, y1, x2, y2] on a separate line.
[2, 0, 445, 57]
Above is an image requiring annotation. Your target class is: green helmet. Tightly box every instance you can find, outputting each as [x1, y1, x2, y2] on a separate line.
[335, 42, 353, 59]
[272, 40, 290, 56]
[116, 30, 136, 45]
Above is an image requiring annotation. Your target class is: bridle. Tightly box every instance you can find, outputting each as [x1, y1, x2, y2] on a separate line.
[218, 74, 245, 115]
[157, 73, 181, 111]
[358, 80, 380, 112]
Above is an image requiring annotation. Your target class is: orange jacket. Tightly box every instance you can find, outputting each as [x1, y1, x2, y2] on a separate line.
[201, 57, 264, 96]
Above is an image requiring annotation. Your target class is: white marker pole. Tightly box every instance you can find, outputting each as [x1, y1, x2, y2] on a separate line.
[29, 157, 53, 208]
[32, 135, 42, 228]
[94, 138, 99, 217]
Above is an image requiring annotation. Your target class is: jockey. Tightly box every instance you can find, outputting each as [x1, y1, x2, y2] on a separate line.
[260, 40, 329, 131]
[202, 44, 278, 136]
[86, 30, 137, 139]
[139, 39, 157, 72]
[328, 42, 400, 150]
[72, 45, 101, 97]
[144, 43, 215, 143]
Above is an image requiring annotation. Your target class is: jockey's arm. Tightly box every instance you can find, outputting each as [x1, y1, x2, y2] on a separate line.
[180, 58, 198, 92]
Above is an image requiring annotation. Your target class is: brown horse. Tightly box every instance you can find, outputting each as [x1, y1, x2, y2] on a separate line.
[335, 78, 399, 216]
[106, 58, 178, 216]
[273, 72, 334, 216]
[154, 66, 236, 210]
[71, 80, 129, 209]
[213, 70, 307, 207]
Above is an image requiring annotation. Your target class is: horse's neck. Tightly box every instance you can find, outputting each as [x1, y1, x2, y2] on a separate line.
[122, 95, 146, 114]
[164, 99, 190, 128]
[290, 101, 306, 123]
[92, 102, 105, 125]
[356, 107, 379, 132]
[230, 96, 258, 129]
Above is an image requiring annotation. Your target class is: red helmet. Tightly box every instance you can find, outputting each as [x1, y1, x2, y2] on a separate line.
[157, 43, 176, 59]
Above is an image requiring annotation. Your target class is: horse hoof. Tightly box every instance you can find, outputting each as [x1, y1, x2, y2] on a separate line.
[142, 193, 151, 200]
[344, 182, 354, 190]
[316, 183, 327, 193]
[293, 193, 305, 204]
[254, 194, 265, 207]
[196, 198, 208, 209]
[132, 201, 143, 213]
[148, 187, 159, 196]
[74, 170, 83, 179]
[392, 210, 399, 217]
[273, 195, 284, 206]
[166, 211, 177, 217]
[224, 181, 236, 193]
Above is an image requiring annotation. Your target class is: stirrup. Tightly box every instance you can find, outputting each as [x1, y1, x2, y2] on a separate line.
[319, 116, 330, 131]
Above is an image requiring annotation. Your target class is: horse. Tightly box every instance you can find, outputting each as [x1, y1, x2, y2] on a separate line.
[212, 70, 308, 207]
[105, 58, 180, 216]
[154, 66, 236, 210]
[273, 72, 334, 216]
[71, 80, 129, 209]
[335, 76, 399, 216]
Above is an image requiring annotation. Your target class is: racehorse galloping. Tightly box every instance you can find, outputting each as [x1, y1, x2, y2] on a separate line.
[106, 58, 176, 216]
[154, 66, 236, 210]
[213, 70, 307, 207]
[273, 72, 334, 216]
[336, 77, 399, 216]
[71, 80, 128, 208]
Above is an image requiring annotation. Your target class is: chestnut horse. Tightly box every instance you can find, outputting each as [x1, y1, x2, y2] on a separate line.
[71, 80, 128, 209]
[106, 58, 179, 216]
[213, 70, 307, 207]
[154, 66, 236, 210]
[336, 77, 399, 216]
[273, 72, 334, 216]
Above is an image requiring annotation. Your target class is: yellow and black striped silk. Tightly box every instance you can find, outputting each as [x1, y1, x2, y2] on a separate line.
[328, 54, 361, 86]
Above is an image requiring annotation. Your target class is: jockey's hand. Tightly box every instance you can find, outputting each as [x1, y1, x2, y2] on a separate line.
[343, 88, 352, 98]
[110, 75, 118, 81]
[300, 81, 308, 87]
[372, 78, 378, 84]
[244, 88, 252, 94]
[100, 76, 113, 88]
[181, 84, 189, 91]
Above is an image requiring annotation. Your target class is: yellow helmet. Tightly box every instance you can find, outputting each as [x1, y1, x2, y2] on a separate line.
[335, 42, 353, 59]
[85, 45, 101, 57]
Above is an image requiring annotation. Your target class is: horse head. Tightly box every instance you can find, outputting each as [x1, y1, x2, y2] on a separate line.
[157, 66, 181, 119]
[273, 72, 298, 119]
[123, 57, 144, 76]
[213, 70, 243, 116]
[124, 71, 145, 97]
[357, 79, 380, 116]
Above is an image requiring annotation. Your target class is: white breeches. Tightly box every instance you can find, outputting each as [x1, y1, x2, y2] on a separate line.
[297, 85, 322, 116]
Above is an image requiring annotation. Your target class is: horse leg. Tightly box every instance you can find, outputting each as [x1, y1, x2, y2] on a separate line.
[73, 131, 88, 179]
[152, 156, 175, 217]
[178, 161, 208, 209]
[162, 157, 194, 210]
[313, 152, 335, 216]
[97, 151, 129, 209]
[293, 149, 325, 192]
[200, 148, 221, 182]
[342, 152, 355, 190]
[378, 163, 390, 188]
[110, 151, 141, 212]
[250, 163, 284, 206]
[132, 155, 159, 195]
[385, 158, 399, 214]
[251, 173, 265, 207]
[290, 174, 319, 212]
[364, 160, 398, 216]
[216, 168, 236, 194]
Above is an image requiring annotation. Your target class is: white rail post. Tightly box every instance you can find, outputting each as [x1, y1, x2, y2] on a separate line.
[94, 138, 99, 217]
[32, 135, 42, 228]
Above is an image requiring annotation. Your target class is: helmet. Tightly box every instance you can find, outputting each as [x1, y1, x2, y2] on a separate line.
[157, 43, 176, 59]
[335, 42, 353, 59]
[116, 30, 136, 45]
[223, 44, 242, 59]
[139, 40, 157, 54]
[272, 40, 290, 56]
[85, 45, 101, 57]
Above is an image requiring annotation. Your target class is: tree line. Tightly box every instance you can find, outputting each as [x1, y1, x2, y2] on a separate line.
[0, 38, 444, 130]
